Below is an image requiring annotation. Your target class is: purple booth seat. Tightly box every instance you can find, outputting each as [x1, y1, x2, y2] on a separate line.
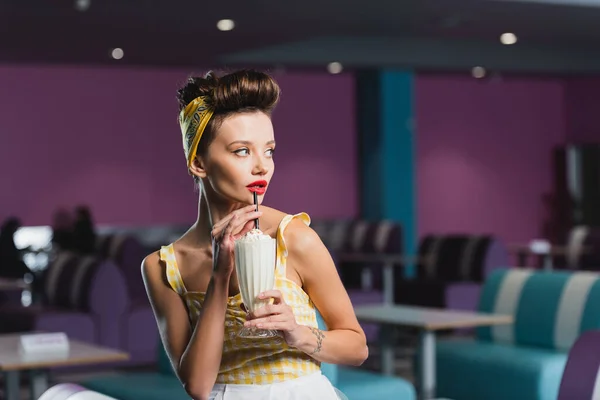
[394, 234, 509, 312]
[95, 233, 159, 364]
[558, 330, 600, 399]
[0, 252, 126, 347]
[446, 238, 509, 311]
[0, 251, 158, 367]
[96, 233, 148, 303]
[119, 297, 158, 365]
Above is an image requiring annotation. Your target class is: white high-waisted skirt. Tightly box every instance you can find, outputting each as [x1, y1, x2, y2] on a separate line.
[208, 371, 347, 400]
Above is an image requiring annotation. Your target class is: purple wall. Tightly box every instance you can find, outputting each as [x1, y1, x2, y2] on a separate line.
[4, 64, 598, 245]
[415, 75, 567, 244]
[564, 77, 600, 143]
[0, 66, 357, 226]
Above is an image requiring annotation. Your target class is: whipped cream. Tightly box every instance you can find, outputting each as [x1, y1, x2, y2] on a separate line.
[238, 228, 272, 242]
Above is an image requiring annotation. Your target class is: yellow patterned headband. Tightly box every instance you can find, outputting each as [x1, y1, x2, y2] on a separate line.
[179, 96, 215, 168]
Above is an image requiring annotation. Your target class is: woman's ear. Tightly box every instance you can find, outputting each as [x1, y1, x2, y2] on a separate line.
[189, 156, 207, 179]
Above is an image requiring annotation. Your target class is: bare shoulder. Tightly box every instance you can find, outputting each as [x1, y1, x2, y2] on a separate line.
[141, 250, 167, 289]
[284, 216, 323, 253]
[282, 215, 340, 290]
[258, 206, 323, 252]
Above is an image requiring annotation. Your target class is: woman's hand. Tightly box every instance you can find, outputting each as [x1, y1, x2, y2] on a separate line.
[211, 205, 262, 276]
[244, 290, 304, 347]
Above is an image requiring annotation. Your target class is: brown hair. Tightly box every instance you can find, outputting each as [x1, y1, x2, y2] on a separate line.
[176, 70, 281, 163]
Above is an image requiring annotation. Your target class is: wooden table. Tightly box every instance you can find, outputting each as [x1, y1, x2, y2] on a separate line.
[508, 243, 592, 270]
[354, 304, 513, 400]
[0, 333, 129, 400]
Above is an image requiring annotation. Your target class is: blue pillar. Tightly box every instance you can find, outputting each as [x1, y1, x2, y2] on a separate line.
[357, 69, 416, 276]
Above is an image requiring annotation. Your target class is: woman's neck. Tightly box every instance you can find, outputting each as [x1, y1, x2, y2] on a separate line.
[189, 187, 247, 247]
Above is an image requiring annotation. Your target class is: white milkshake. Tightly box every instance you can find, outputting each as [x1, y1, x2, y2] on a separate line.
[234, 228, 277, 338]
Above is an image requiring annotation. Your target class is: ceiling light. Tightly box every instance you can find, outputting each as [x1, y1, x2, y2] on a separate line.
[217, 19, 235, 31]
[75, 0, 91, 11]
[500, 32, 517, 45]
[471, 66, 486, 79]
[327, 62, 343, 74]
[111, 48, 124, 60]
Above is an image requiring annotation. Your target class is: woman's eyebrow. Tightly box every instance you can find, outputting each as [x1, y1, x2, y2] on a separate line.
[228, 140, 252, 146]
[228, 140, 276, 146]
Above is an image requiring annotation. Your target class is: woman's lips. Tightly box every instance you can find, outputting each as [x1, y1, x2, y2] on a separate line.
[247, 180, 267, 195]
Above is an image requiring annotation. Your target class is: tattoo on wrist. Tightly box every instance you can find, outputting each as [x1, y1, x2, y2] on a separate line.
[308, 327, 325, 355]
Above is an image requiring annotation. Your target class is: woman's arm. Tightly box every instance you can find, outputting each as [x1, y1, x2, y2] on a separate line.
[285, 220, 368, 366]
[142, 253, 231, 400]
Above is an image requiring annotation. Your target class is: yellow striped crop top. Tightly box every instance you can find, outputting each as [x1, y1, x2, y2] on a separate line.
[159, 212, 321, 385]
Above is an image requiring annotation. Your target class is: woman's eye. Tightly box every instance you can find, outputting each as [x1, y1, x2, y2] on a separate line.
[234, 148, 249, 156]
[266, 148, 275, 157]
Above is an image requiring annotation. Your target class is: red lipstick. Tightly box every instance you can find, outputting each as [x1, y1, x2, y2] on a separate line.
[246, 180, 268, 195]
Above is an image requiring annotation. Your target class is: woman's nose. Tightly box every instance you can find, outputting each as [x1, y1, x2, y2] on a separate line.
[252, 157, 268, 175]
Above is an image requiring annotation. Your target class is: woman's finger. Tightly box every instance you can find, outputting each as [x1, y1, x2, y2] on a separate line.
[258, 290, 284, 305]
[212, 205, 256, 233]
[229, 212, 262, 236]
[213, 210, 261, 240]
[211, 211, 262, 239]
[247, 303, 284, 319]
[222, 214, 238, 240]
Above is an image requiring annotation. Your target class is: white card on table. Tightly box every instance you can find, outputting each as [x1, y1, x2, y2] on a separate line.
[19, 332, 70, 354]
[529, 239, 551, 254]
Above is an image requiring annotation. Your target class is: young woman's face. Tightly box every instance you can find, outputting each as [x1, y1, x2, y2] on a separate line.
[200, 111, 276, 206]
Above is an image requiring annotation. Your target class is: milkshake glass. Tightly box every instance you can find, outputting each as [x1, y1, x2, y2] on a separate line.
[234, 229, 277, 338]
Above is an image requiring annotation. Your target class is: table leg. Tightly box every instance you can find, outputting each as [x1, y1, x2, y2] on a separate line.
[419, 330, 436, 400]
[380, 324, 395, 376]
[543, 254, 554, 271]
[30, 369, 49, 399]
[517, 250, 528, 267]
[3, 371, 20, 400]
[361, 267, 373, 291]
[383, 262, 394, 305]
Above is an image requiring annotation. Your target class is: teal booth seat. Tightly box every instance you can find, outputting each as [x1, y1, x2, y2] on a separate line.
[317, 314, 416, 400]
[83, 313, 415, 400]
[433, 269, 600, 400]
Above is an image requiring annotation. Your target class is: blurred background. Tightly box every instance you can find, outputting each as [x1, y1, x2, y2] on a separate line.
[3, 1, 600, 400]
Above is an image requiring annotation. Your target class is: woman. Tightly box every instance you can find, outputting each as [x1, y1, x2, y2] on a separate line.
[51, 207, 74, 252]
[0, 217, 30, 279]
[72, 205, 97, 255]
[142, 70, 367, 400]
